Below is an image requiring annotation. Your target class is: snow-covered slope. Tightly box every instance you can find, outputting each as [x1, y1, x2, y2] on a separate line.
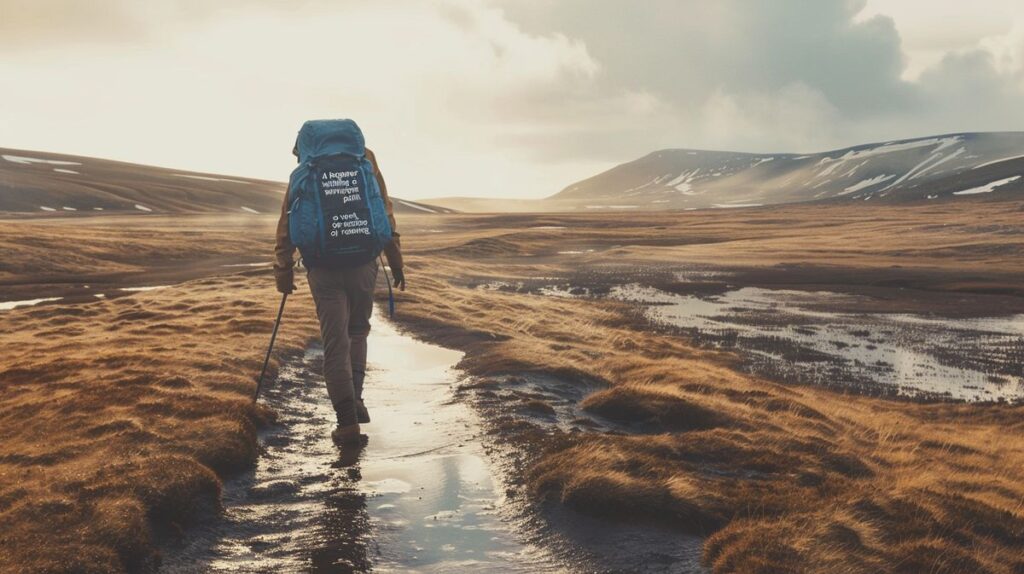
[0, 148, 454, 215]
[550, 132, 1024, 210]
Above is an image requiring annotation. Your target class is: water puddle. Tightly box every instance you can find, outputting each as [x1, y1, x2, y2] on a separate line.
[121, 285, 172, 292]
[0, 297, 63, 311]
[162, 319, 558, 573]
[611, 285, 1024, 402]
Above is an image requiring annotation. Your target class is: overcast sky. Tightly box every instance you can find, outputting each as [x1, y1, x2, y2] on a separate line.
[1, 0, 1023, 199]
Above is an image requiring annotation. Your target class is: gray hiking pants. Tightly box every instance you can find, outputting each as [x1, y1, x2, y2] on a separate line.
[307, 261, 378, 427]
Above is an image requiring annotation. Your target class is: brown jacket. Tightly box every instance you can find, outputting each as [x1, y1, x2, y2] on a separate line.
[274, 148, 403, 282]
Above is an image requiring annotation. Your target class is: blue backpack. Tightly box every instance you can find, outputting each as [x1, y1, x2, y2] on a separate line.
[287, 119, 393, 268]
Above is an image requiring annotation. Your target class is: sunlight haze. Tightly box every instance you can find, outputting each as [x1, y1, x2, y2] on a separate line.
[2, 0, 1023, 199]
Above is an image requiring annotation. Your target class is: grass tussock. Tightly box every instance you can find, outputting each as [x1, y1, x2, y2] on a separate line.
[0, 263, 320, 571]
[2, 203, 1023, 573]
[400, 275, 1024, 571]
[383, 203, 1024, 573]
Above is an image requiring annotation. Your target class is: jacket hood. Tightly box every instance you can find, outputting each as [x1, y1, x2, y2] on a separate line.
[294, 119, 365, 163]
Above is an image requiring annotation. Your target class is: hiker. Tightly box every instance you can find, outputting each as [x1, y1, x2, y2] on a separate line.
[274, 119, 405, 445]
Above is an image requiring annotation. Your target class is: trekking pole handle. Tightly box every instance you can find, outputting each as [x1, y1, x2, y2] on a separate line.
[254, 292, 288, 403]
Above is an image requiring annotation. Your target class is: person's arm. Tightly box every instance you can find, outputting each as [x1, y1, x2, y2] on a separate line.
[366, 148, 405, 290]
[273, 187, 297, 294]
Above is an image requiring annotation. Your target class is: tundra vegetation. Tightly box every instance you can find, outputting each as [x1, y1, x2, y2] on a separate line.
[1, 200, 1022, 573]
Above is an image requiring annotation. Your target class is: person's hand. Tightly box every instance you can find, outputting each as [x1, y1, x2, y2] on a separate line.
[275, 268, 296, 294]
[392, 267, 406, 291]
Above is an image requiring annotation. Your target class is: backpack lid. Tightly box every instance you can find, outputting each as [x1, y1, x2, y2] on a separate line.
[294, 119, 366, 163]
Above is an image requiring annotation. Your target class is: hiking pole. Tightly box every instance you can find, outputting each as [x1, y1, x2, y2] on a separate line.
[379, 254, 395, 318]
[254, 292, 288, 403]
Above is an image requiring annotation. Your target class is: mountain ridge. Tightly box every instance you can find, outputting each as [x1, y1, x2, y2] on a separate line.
[549, 131, 1024, 209]
[424, 132, 1024, 212]
[0, 147, 455, 216]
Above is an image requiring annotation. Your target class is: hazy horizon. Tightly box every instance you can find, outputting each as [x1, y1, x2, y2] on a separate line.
[3, 0, 1024, 200]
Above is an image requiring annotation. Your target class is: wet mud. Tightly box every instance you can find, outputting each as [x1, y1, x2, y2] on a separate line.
[458, 372, 708, 574]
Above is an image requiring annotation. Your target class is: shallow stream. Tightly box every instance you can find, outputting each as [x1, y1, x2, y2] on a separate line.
[161, 319, 558, 573]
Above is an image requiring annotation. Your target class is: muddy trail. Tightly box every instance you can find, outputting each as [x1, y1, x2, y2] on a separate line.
[160, 319, 559, 573]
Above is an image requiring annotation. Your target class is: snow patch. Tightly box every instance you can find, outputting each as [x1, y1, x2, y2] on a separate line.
[0, 297, 62, 311]
[666, 168, 701, 191]
[953, 176, 1022, 196]
[134, 204, 153, 212]
[173, 174, 251, 184]
[816, 137, 960, 179]
[839, 160, 869, 179]
[122, 285, 170, 292]
[972, 154, 1024, 170]
[880, 138, 964, 191]
[712, 203, 762, 209]
[3, 154, 82, 166]
[61, 206, 77, 211]
[39, 206, 56, 212]
[910, 147, 966, 179]
[840, 174, 896, 195]
[53, 168, 79, 175]
[398, 200, 437, 213]
[240, 206, 260, 214]
[621, 176, 662, 194]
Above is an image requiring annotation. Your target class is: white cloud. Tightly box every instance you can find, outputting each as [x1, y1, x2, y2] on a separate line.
[859, 0, 1024, 78]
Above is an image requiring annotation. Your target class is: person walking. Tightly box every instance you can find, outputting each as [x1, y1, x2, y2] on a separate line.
[274, 119, 405, 446]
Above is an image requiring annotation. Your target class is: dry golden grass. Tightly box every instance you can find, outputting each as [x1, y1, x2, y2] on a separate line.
[0, 215, 328, 572]
[388, 201, 1024, 574]
[1, 201, 1023, 573]
[0, 273, 326, 571]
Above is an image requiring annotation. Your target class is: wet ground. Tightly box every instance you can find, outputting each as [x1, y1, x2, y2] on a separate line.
[160, 319, 559, 573]
[457, 372, 708, 574]
[0, 285, 174, 310]
[0, 267, 710, 572]
[610, 283, 1024, 402]
[473, 271, 1024, 402]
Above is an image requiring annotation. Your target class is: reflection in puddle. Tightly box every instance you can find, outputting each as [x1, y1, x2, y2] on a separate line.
[162, 319, 557, 573]
[611, 285, 1024, 402]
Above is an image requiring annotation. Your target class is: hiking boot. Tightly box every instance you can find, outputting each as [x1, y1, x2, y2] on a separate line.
[356, 400, 371, 424]
[331, 423, 362, 445]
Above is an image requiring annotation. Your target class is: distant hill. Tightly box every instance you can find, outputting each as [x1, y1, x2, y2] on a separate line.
[426, 132, 1024, 212]
[0, 148, 454, 216]
[550, 132, 1024, 210]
